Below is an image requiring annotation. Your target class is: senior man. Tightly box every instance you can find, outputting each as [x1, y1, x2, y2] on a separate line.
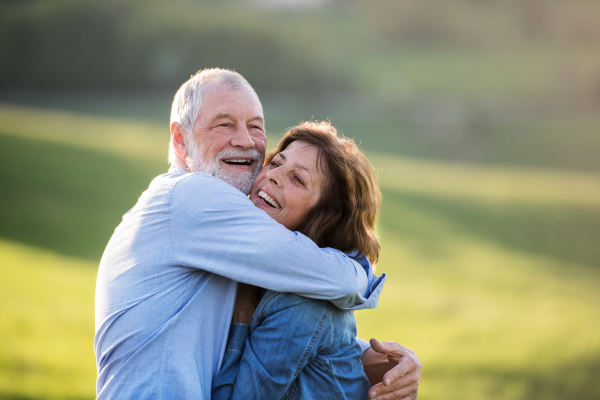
[95, 68, 420, 400]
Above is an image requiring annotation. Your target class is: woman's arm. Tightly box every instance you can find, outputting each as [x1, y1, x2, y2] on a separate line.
[212, 323, 252, 400]
[212, 292, 329, 400]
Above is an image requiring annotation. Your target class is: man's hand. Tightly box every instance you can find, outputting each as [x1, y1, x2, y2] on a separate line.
[362, 338, 421, 400]
[231, 283, 262, 325]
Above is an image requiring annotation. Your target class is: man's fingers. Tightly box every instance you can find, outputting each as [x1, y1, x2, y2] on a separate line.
[366, 339, 422, 398]
[369, 338, 386, 353]
[369, 338, 405, 357]
[382, 356, 418, 385]
[387, 354, 401, 364]
[367, 375, 411, 397]
[369, 381, 419, 400]
[368, 370, 420, 399]
[367, 381, 387, 399]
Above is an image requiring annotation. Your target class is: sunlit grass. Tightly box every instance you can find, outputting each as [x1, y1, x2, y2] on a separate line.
[0, 239, 97, 399]
[0, 103, 167, 162]
[356, 230, 600, 399]
[370, 152, 600, 205]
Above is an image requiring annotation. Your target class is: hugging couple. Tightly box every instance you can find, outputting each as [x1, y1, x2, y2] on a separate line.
[95, 68, 421, 400]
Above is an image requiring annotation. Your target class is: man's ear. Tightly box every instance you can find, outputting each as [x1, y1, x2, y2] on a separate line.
[170, 122, 188, 159]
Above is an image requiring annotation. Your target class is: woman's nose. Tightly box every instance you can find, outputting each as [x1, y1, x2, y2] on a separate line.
[265, 168, 281, 187]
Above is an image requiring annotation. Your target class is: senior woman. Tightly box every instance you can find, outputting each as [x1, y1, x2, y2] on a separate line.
[212, 121, 385, 400]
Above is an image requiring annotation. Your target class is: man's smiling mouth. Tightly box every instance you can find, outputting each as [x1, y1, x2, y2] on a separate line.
[222, 158, 253, 166]
[258, 190, 281, 208]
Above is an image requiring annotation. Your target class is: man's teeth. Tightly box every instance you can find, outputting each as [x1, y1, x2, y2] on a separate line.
[223, 159, 252, 165]
[258, 190, 281, 209]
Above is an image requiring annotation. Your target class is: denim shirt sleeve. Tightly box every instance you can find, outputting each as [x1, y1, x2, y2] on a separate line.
[168, 172, 369, 308]
[212, 294, 330, 400]
[212, 323, 251, 400]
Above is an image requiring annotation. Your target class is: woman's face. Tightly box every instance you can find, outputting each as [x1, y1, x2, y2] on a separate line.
[249, 140, 327, 231]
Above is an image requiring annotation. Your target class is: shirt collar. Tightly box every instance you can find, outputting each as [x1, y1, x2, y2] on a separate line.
[169, 164, 188, 174]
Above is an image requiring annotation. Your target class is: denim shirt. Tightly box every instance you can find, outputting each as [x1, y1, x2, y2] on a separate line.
[95, 166, 374, 400]
[212, 252, 386, 400]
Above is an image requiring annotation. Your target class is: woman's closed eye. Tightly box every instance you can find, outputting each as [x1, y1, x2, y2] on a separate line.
[293, 174, 305, 186]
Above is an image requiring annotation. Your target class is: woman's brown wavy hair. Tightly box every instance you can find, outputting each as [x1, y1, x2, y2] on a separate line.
[265, 121, 381, 265]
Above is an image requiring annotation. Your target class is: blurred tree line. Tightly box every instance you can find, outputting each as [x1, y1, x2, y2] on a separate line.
[1, 0, 599, 94]
[0, 0, 351, 92]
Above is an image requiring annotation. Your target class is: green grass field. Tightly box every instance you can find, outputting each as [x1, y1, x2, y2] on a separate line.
[1, 102, 599, 400]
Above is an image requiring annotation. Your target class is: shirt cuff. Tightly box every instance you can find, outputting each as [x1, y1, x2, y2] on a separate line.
[356, 337, 372, 353]
[343, 273, 386, 311]
[225, 323, 251, 352]
[331, 250, 386, 311]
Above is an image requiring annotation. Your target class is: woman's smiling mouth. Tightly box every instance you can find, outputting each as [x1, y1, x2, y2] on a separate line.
[258, 190, 281, 208]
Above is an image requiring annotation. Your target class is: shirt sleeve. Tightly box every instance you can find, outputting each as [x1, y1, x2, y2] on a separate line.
[212, 323, 251, 400]
[211, 296, 328, 400]
[168, 174, 369, 308]
[356, 337, 372, 353]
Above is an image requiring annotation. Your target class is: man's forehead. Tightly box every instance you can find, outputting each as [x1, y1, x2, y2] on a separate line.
[200, 86, 263, 118]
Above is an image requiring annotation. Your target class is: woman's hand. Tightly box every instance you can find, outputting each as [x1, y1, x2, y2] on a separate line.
[362, 338, 421, 400]
[231, 283, 262, 325]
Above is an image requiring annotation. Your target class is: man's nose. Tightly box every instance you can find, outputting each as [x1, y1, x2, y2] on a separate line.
[230, 125, 255, 149]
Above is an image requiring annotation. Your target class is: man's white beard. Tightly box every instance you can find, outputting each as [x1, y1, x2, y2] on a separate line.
[186, 141, 262, 195]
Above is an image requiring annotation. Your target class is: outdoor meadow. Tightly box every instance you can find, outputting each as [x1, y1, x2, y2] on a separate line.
[1, 1, 600, 399]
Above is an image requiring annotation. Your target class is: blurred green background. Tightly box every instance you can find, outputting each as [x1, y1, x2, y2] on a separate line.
[1, 0, 599, 399]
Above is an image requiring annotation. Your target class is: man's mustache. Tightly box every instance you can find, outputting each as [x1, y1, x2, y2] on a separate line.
[216, 148, 262, 163]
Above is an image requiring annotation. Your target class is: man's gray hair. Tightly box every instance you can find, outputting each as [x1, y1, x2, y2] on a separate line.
[168, 68, 260, 164]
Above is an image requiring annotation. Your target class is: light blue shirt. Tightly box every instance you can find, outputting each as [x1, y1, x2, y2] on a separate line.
[94, 166, 380, 399]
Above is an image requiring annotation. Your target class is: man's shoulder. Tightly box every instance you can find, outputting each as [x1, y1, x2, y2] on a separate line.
[153, 167, 217, 188]
[152, 167, 247, 202]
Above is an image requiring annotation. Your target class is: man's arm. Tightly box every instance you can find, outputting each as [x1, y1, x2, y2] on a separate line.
[362, 339, 421, 400]
[169, 174, 368, 308]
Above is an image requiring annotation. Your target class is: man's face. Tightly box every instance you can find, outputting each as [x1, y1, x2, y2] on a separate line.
[186, 84, 266, 194]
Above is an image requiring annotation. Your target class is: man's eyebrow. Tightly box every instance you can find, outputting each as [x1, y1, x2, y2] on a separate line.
[212, 113, 232, 122]
[212, 113, 264, 124]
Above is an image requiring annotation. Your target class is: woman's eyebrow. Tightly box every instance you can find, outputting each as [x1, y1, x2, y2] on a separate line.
[292, 162, 309, 172]
[280, 152, 311, 172]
